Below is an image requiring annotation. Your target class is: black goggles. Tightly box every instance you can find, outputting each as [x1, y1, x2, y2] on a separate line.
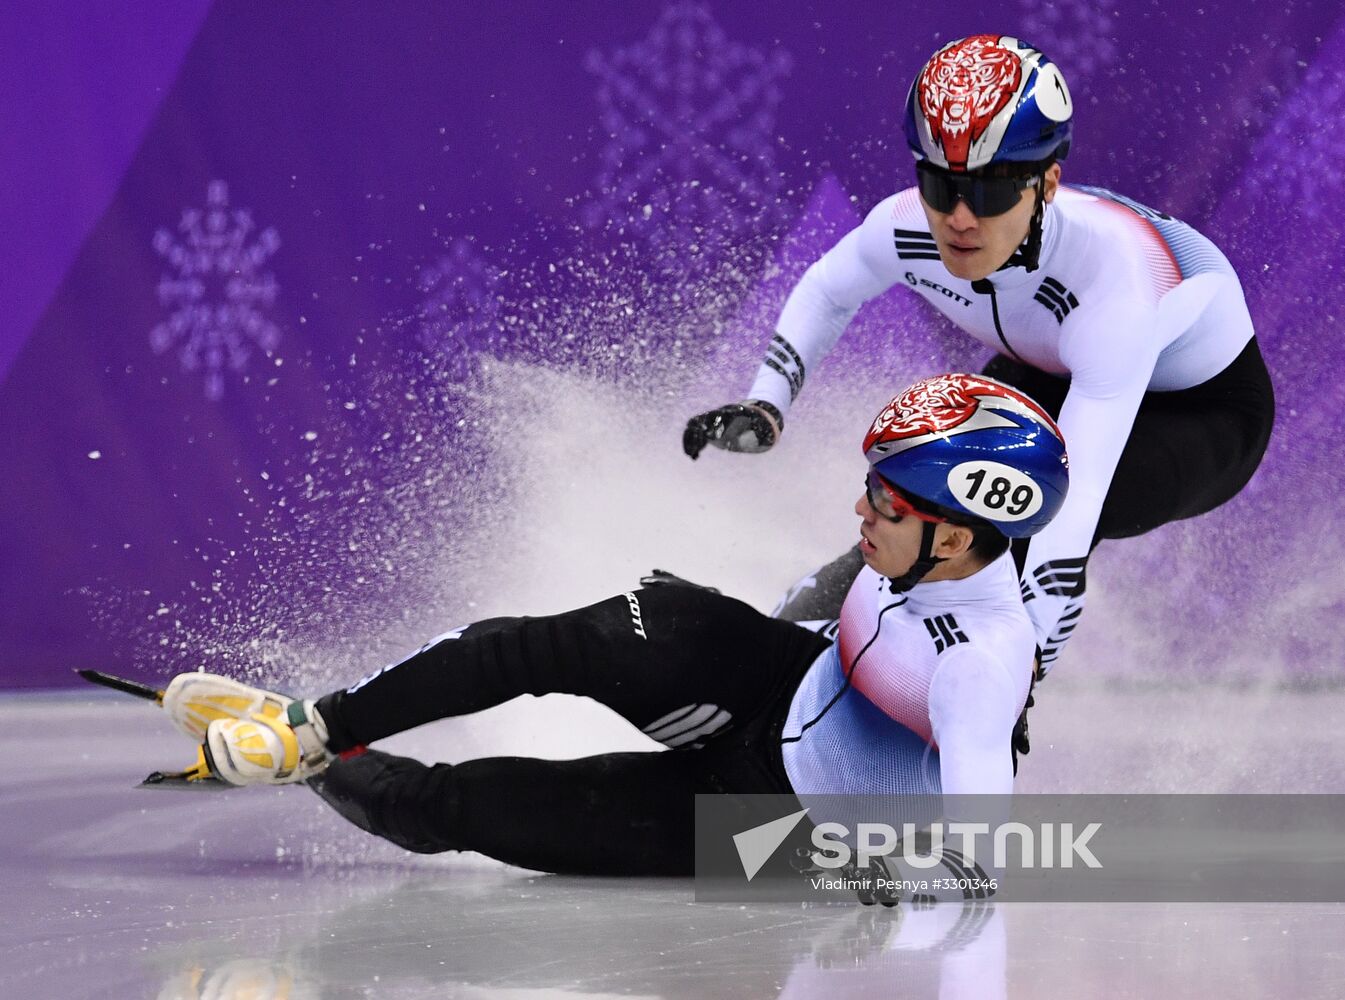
[915, 162, 1040, 218]
[864, 470, 946, 525]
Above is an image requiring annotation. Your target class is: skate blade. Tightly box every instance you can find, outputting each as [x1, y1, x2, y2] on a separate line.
[140, 746, 229, 790]
[139, 769, 231, 790]
[76, 669, 164, 704]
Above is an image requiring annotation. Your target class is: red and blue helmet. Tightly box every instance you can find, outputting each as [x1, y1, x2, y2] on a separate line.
[903, 35, 1073, 173]
[864, 373, 1069, 538]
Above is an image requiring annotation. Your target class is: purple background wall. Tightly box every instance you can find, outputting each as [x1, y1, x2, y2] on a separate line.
[3, 1, 1343, 688]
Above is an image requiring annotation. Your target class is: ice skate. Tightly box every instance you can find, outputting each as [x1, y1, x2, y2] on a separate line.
[203, 698, 333, 786]
[161, 670, 297, 741]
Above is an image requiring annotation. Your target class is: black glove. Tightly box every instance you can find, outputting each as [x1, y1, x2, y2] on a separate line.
[853, 857, 902, 908]
[639, 569, 722, 594]
[682, 400, 783, 459]
[789, 849, 900, 908]
[1011, 676, 1037, 775]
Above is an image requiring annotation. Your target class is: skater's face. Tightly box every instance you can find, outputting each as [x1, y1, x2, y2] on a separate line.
[918, 162, 1061, 281]
[856, 473, 974, 579]
[856, 488, 929, 577]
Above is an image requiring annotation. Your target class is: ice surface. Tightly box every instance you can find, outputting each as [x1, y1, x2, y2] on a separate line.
[5, 692, 1345, 999]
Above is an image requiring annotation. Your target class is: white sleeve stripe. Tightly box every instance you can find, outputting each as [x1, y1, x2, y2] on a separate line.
[645, 703, 718, 741]
[662, 708, 732, 747]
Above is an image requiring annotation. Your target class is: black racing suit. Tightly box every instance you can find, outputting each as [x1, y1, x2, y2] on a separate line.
[310, 584, 829, 875]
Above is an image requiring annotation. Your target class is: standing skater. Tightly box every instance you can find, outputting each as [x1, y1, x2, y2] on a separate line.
[158, 374, 1067, 887]
[683, 34, 1273, 673]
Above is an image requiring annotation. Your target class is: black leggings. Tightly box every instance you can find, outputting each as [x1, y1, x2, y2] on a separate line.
[309, 585, 829, 875]
[776, 338, 1275, 620]
[985, 336, 1274, 544]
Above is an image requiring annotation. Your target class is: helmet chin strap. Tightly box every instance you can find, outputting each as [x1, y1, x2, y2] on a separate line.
[998, 172, 1049, 274]
[886, 520, 946, 594]
[1021, 173, 1048, 272]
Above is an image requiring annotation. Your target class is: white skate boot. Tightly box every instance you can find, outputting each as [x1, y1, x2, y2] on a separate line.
[162, 671, 294, 741]
[203, 699, 333, 786]
[161, 671, 332, 785]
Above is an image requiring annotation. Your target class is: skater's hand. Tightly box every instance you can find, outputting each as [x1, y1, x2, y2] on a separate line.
[789, 849, 900, 908]
[682, 400, 782, 459]
[1011, 667, 1038, 775]
[639, 568, 721, 594]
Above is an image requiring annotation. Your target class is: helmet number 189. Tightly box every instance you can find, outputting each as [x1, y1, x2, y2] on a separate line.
[949, 461, 1043, 522]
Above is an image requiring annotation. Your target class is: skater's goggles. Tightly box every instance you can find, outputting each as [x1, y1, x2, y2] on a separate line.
[865, 469, 947, 525]
[915, 162, 1040, 218]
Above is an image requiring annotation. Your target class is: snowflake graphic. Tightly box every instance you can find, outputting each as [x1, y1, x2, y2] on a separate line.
[582, 3, 792, 256]
[150, 180, 282, 400]
[1016, 0, 1119, 98]
[414, 239, 503, 381]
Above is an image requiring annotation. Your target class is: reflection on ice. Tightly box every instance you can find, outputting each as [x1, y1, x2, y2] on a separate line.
[145, 878, 1003, 1000]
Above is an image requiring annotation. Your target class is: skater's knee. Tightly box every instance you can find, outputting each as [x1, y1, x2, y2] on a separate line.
[312, 750, 463, 854]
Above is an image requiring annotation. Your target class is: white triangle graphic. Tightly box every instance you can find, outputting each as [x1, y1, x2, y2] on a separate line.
[732, 808, 810, 881]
